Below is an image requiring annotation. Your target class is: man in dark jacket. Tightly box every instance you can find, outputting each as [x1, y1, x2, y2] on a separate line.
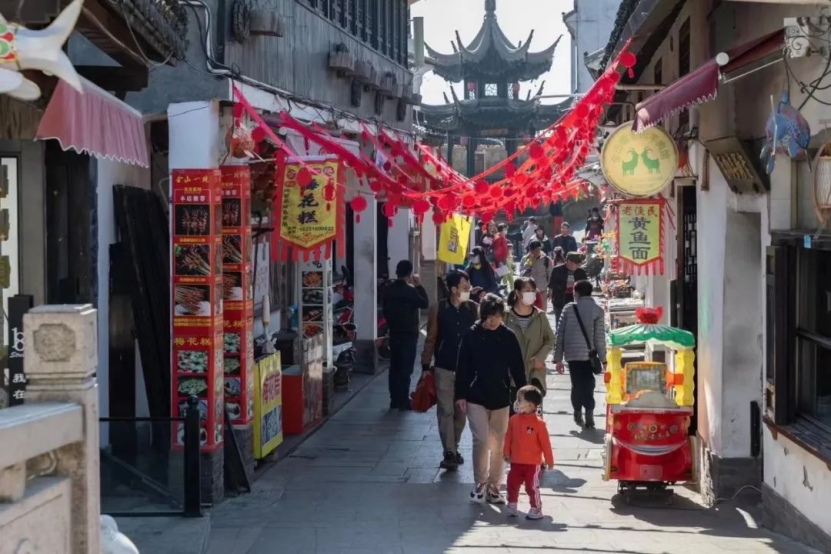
[422, 270, 478, 470]
[548, 252, 587, 324]
[455, 294, 527, 505]
[551, 222, 578, 255]
[382, 260, 429, 410]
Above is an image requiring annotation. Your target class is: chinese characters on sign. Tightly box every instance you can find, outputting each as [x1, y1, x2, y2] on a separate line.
[254, 352, 283, 459]
[616, 200, 664, 275]
[438, 214, 472, 265]
[277, 157, 343, 259]
[704, 136, 766, 194]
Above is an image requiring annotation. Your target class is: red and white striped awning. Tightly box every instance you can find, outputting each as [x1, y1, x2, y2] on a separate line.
[633, 30, 784, 132]
[36, 77, 149, 167]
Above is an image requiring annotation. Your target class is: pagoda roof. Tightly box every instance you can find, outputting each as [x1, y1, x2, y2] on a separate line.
[417, 96, 573, 134]
[425, 0, 561, 83]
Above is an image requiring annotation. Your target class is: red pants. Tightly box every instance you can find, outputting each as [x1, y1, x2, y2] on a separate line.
[507, 463, 542, 509]
[534, 291, 546, 311]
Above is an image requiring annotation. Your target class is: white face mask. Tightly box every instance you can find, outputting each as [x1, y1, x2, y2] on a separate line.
[458, 291, 471, 302]
[512, 400, 521, 413]
[471, 256, 480, 265]
[522, 292, 537, 306]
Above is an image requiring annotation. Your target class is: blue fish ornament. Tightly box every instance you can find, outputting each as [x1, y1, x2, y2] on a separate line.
[760, 91, 811, 174]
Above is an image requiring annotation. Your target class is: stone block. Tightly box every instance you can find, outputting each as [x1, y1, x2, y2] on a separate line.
[233, 424, 256, 487]
[202, 449, 224, 505]
[762, 483, 831, 552]
[23, 305, 98, 383]
[0, 477, 71, 554]
[697, 441, 761, 505]
[0, 463, 26, 502]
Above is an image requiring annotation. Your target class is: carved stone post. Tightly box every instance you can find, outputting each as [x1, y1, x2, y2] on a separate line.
[24, 304, 100, 554]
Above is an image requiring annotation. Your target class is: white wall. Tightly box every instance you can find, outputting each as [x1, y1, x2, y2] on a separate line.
[96, 159, 151, 422]
[764, 427, 831, 536]
[570, 0, 622, 94]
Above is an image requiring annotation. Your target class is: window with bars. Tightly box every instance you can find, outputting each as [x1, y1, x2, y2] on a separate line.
[299, 0, 408, 65]
[484, 83, 499, 97]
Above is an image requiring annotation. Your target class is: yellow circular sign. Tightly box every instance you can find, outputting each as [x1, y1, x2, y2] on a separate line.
[600, 122, 678, 197]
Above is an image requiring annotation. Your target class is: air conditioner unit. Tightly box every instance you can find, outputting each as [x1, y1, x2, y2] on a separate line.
[785, 16, 829, 58]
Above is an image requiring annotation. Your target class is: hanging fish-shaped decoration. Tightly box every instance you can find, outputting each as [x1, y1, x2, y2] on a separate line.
[760, 90, 811, 174]
[0, 0, 84, 101]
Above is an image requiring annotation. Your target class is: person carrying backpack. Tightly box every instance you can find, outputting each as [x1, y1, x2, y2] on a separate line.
[520, 240, 552, 310]
[422, 270, 479, 470]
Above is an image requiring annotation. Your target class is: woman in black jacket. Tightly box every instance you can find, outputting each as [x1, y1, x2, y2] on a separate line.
[455, 294, 527, 505]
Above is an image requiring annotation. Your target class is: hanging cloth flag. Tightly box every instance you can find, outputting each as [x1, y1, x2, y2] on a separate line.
[275, 155, 345, 261]
[616, 199, 664, 275]
[438, 213, 472, 265]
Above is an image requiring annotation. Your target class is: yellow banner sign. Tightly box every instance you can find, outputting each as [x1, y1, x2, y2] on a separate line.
[279, 159, 339, 250]
[617, 200, 663, 274]
[601, 123, 678, 197]
[253, 352, 283, 459]
[438, 214, 472, 265]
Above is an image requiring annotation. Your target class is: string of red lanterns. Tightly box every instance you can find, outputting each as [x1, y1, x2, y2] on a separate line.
[231, 46, 638, 227]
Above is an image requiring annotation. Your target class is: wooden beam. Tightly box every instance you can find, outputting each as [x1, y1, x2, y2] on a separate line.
[74, 0, 151, 68]
[75, 65, 149, 92]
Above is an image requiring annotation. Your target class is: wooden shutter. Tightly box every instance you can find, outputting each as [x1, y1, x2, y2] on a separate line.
[766, 245, 793, 424]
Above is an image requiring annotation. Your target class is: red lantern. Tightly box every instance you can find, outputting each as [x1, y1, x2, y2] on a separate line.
[413, 198, 430, 216]
[490, 186, 503, 199]
[474, 180, 489, 195]
[621, 51, 637, 68]
[481, 212, 494, 224]
[462, 194, 477, 208]
[432, 211, 446, 225]
[297, 167, 312, 188]
[529, 143, 544, 159]
[251, 126, 266, 143]
[323, 183, 336, 201]
[351, 195, 369, 223]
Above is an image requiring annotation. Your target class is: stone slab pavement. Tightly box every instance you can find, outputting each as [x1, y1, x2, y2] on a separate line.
[203, 315, 817, 554]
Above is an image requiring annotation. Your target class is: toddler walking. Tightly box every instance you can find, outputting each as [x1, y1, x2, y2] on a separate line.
[503, 385, 554, 520]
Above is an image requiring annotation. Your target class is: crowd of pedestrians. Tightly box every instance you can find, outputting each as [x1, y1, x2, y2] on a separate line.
[381, 212, 607, 520]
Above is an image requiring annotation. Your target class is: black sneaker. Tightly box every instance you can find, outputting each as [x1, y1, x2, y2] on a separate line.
[398, 402, 413, 411]
[585, 413, 596, 429]
[440, 451, 458, 470]
[573, 411, 584, 427]
[455, 452, 465, 465]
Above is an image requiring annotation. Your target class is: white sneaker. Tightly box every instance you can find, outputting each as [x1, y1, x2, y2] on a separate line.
[469, 483, 486, 504]
[507, 503, 518, 517]
[486, 485, 507, 505]
[526, 508, 544, 520]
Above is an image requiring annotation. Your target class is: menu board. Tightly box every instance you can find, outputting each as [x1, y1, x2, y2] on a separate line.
[299, 257, 333, 369]
[253, 352, 283, 459]
[171, 169, 224, 452]
[221, 166, 255, 427]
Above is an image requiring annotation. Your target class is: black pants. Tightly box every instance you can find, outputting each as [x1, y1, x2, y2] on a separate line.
[569, 360, 596, 414]
[389, 335, 418, 407]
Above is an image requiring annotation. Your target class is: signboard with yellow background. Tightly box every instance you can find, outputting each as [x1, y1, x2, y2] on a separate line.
[278, 157, 341, 254]
[253, 352, 283, 459]
[616, 199, 664, 275]
[601, 123, 678, 197]
[438, 214, 472, 265]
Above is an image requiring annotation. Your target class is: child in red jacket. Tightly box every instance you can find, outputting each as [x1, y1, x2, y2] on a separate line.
[503, 385, 554, 520]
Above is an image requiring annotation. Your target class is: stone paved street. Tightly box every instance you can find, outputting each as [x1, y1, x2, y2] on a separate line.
[206, 321, 817, 554]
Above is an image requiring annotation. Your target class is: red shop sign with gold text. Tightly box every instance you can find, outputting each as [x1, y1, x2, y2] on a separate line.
[275, 156, 345, 261]
[616, 199, 664, 275]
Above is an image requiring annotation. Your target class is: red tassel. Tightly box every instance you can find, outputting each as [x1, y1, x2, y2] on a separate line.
[628, 68, 635, 78]
[388, 218, 393, 228]
[303, 249, 310, 262]
[356, 214, 362, 223]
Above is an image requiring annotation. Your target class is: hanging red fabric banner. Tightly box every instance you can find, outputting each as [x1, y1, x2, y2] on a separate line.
[615, 198, 665, 275]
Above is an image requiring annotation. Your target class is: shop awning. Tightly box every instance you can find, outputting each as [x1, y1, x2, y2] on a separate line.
[633, 30, 784, 132]
[35, 77, 149, 167]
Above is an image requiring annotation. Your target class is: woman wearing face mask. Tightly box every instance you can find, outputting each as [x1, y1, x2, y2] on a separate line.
[465, 246, 498, 302]
[504, 277, 557, 407]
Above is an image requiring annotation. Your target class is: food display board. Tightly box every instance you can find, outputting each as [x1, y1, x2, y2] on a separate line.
[299, 257, 333, 369]
[253, 352, 283, 459]
[171, 169, 224, 452]
[221, 166, 255, 427]
[302, 334, 324, 429]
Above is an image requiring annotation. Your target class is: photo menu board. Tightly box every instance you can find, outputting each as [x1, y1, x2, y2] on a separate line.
[299, 256, 333, 369]
[221, 166, 255, 427]
[171, 169, 224, 452]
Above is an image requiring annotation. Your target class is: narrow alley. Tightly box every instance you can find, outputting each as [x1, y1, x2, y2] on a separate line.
[205, 319, 813, 554]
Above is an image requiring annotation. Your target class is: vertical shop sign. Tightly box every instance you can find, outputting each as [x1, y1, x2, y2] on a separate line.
[221, 166, 254, 427]
[7, 294, 32, 406]
[171, 169, 224, 452]
[253, 351, 283, 459]
[275, 156, 345, 260]
[616, 199, 664, 275]
[300, 257, 333, 369]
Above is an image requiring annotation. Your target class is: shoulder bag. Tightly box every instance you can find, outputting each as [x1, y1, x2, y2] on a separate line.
[572, 304, 603, 375]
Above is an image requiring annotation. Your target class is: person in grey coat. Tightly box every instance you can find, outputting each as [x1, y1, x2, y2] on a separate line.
[554, 280, 606, 429]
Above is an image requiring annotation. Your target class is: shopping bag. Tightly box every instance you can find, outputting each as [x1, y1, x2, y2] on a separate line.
[411, 370, 437, 413]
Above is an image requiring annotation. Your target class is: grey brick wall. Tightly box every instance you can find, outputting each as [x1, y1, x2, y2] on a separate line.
[763, 483, 831, 552]
[698, 442, 761, 505]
